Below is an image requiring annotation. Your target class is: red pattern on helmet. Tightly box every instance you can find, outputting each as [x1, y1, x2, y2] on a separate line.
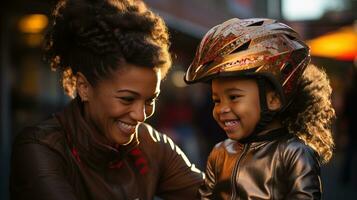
[185, 18, 310, 104]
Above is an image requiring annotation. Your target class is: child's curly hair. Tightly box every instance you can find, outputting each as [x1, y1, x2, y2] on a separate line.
[281, 64, 335, 163]
[44, 0, 171, 98]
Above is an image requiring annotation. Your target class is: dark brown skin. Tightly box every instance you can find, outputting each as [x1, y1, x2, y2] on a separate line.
[77, 64, 161, 146]
[212, 77, 282, 141]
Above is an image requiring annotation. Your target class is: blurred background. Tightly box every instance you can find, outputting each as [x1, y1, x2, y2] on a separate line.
[1, 0, 357, 199]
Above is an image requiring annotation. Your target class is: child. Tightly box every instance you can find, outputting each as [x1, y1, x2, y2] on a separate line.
[185, 18, 335, 199]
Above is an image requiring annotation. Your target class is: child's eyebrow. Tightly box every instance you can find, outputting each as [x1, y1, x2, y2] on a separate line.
[225, 88, 245, 93]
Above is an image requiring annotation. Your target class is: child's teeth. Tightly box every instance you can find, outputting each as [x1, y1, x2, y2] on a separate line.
[225, 121, 238, 126]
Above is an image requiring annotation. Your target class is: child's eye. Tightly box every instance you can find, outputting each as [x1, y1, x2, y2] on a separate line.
[229, 95, 241, 101]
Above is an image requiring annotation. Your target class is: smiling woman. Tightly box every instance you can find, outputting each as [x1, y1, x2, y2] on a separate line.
[78, 64, 161, 146]
[9, 0, 203, 199]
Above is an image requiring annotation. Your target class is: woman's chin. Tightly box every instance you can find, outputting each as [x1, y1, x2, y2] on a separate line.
[111, 132, 135, 146]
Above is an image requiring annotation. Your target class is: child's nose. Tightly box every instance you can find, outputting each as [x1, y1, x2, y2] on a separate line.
[219, 106, 231, 114]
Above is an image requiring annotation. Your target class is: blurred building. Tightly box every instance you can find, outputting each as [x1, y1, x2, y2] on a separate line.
[1, 0, 357, 199]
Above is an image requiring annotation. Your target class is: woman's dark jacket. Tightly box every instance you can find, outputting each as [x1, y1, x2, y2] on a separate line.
[10, 99, 204, 200]
[199, 128, 322, 200]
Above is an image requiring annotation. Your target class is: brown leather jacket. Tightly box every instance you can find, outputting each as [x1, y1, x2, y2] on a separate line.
[10, 99, 204, 200]
[200, 128, 322, 200]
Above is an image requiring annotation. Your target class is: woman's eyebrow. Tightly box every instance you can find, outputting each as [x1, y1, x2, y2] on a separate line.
[116, 90, 160, 99]
[115, 89, 139, 96]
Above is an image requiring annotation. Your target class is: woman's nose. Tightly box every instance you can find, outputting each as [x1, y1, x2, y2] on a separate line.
[130, 102, 147, 122]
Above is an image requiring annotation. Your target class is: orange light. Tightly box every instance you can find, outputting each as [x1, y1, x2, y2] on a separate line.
[307, 26, 357, 61]
[18, 14, 48, 34]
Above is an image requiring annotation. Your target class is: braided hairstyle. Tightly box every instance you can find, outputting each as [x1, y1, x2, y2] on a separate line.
[281, 64, 335, 164]
[44, 0, 171, 98]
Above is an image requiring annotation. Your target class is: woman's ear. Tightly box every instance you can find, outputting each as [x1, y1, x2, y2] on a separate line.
[76, 72, 91, 102]
[266, 90, 282, 111]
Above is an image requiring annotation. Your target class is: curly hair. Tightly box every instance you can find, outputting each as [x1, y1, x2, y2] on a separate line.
[44, 0, 171, 98]
[281, 64, 335, 164]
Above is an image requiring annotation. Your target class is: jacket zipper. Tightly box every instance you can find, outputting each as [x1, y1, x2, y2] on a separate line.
[231, 144, 250, 200]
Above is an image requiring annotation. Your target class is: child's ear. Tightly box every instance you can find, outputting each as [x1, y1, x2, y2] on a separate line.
[76, 72, 92, 102]
[266, 91, 282, 111]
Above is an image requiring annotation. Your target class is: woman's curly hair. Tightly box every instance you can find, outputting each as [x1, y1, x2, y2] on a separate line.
[44, 0, 171, 98]
[281, 64, 335, 164]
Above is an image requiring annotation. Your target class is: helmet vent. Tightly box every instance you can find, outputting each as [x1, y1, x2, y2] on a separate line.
[202, 60, 214, 68]
[231, 40, 251, 54]
[285, 34, 296, 40]
[247, 21, 264, 27]
[282, 62, 293, 75]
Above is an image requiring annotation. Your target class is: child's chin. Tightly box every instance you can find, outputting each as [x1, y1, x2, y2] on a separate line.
[225, 132, 241, 140]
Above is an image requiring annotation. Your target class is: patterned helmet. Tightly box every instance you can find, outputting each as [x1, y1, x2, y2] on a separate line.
[185, 18, 310, 105]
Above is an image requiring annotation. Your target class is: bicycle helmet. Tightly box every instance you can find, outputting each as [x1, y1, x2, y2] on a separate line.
[185, 18, 310, 141]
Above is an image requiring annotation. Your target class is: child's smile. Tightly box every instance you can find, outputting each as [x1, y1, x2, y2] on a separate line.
[222, 119, 240, 132]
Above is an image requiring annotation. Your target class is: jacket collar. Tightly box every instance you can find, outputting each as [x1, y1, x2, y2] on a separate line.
[224, 128, 290, 153]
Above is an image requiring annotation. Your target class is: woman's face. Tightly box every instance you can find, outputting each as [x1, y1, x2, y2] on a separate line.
[211, 77, 261, 141]
[80, 64, 161, 145]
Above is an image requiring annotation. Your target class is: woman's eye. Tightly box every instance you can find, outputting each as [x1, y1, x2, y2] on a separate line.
[117, 97, 134, 103]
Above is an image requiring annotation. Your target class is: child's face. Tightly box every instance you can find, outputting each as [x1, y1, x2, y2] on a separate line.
[211, 77, 261, 141]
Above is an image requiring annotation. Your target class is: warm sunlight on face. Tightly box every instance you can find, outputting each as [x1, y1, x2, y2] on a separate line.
[85, 64, 161, 145]
[211, 77, 261, 141]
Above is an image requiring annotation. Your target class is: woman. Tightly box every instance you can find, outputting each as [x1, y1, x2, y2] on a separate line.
[10, 0, 204, 199]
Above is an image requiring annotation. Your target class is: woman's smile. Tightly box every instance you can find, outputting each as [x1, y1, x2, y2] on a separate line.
[116, 120, 137, 136]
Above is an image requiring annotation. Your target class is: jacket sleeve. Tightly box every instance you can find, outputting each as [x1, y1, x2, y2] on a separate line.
[199, 148, 218, 200]
[10, 137, 77, 200]
[283, 141, 322, 200]
[147, 127, 204, 200]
